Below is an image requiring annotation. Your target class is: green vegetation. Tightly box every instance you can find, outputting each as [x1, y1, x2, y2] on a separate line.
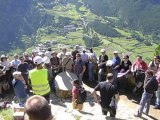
[0, 1, 160, 118]
[0, 0, 159, 59]
[0, 109, 13, 120]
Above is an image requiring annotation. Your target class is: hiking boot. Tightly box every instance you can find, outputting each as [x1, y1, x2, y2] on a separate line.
[153, 105, 160, 109]
[134, 113, 141, 117]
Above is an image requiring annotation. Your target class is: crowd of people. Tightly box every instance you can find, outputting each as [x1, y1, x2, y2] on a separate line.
[0, 45, 160, 119]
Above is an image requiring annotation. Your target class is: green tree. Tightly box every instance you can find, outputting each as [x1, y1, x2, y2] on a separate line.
[155, 45, 160, 55]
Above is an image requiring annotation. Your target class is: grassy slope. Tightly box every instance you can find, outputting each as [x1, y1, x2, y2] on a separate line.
[35, 2, 157, 63]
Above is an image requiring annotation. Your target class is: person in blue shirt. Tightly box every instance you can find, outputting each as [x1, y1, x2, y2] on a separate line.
[12, 71, 29, 106]
[112, 51, 121, 79]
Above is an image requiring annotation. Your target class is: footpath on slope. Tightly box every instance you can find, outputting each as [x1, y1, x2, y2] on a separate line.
[50, 83, 160, 120]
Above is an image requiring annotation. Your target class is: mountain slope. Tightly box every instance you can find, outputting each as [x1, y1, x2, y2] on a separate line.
[0, 0, 159, 57]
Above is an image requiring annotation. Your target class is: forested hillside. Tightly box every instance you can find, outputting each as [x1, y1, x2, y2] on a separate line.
[84, 0, 160, 43]
[0, 0, 159, 54]
[0, 0, 54, 51]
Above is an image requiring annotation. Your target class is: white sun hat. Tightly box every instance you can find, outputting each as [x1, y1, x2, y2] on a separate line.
[33, 56, 43, 65]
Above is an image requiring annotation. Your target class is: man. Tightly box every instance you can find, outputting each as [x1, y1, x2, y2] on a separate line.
[23, 52, 34, 70]
[81, 49, 88, 63]
[18, 56, 29, 92]
[81, 49, 89, 80]
[29, 56, 50, 102]
[112, 51, 121, 79]
[45, 48, 52, 59]
[58, 47, 67, 61]
[10, 54, 21, 71]
[154, 69, 160, 109]
[12, 71, 28, 106]
[92, 73, 119, 117]
[50, 51, 61, 78]
[148, 56, 160, 75]
[134, 70, 158, 117]
[98, 49, 108, 82]
[132, 55, 148, 94]
[25, 95, 54, 120]
[73, 53, 86, 85]
[61, 52, 73, 72]
[72, 45, 80, 61]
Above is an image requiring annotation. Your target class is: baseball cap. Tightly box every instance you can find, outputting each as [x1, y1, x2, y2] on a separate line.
[1, 54, 7, 58]
[33, 56, 43, 65]
[113, 51, 118, 54]
[13, 71, 21, 77]
[100, 49, 106, 52]
[65, 52, 71, 56]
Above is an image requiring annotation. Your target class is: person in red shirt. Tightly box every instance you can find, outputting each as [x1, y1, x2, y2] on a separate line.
[132, 55, 148, 72]
[72, 79, 83, 111]
[132, 55, 148, 94]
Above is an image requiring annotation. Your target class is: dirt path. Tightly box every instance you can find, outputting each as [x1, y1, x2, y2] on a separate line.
[50, 83, 160, 120]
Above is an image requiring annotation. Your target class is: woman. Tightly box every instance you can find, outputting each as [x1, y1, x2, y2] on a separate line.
[0, 55, 11, 90]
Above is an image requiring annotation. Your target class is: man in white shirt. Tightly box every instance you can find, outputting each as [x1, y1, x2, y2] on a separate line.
[81, 49, 88, 63]
[10, 54, 21, 70]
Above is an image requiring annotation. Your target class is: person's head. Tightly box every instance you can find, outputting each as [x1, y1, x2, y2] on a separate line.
[113, 51, 119, 57]
[25, 95, 52, 120]
[137, 55, 142, 62]
[154, 56, 160, 63]
[107, 73, 114, 82]
[145, 70, 154, 78]
[88, 56, 94, 62]
[62, 47, 67, 53]
[19, 56, 25, 63]
[13, 71, 22, 80]
[32, 49, 36, 55]
[100, 49, 106, 55]
[51, 51, 57, 57]
[14, 54, 19, 60]
[76, 53, 81, 61]
[72, 79, 79, 87]
[33, 56, 43, 69]
[75, 45, 79, 50]
[123, 55, 129, 62]
[23, 52, 30, 60]
[1, 55, 7, 62]
[89, 48, 93, 53]
[65, 52, 71, 58]
[82, 49, 86, 54]
[48, 48, 52, 51]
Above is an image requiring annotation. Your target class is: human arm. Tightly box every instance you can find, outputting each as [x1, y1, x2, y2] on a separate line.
[115, 93, 120, 103]
[92, 90, 100, 104]
[92, 84, 100, 104]
[113, 57, 121, 70]
[81, 65, 86, 74]
[125, 61, 132, 75]
[72, 87, 78, 101]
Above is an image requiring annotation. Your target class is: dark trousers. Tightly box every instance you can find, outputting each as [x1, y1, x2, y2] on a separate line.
[49, 79, 56, 92]
[43, 93, 50, 103]
[101, 106, 116, 117]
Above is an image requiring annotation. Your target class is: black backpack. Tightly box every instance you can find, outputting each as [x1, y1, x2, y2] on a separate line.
[77, 87, 87, 104]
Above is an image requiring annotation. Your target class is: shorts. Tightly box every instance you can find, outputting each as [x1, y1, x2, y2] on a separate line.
[72, 99, 83, 111]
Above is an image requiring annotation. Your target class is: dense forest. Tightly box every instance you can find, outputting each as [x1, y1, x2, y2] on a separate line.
[0, 0, 159, 52]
